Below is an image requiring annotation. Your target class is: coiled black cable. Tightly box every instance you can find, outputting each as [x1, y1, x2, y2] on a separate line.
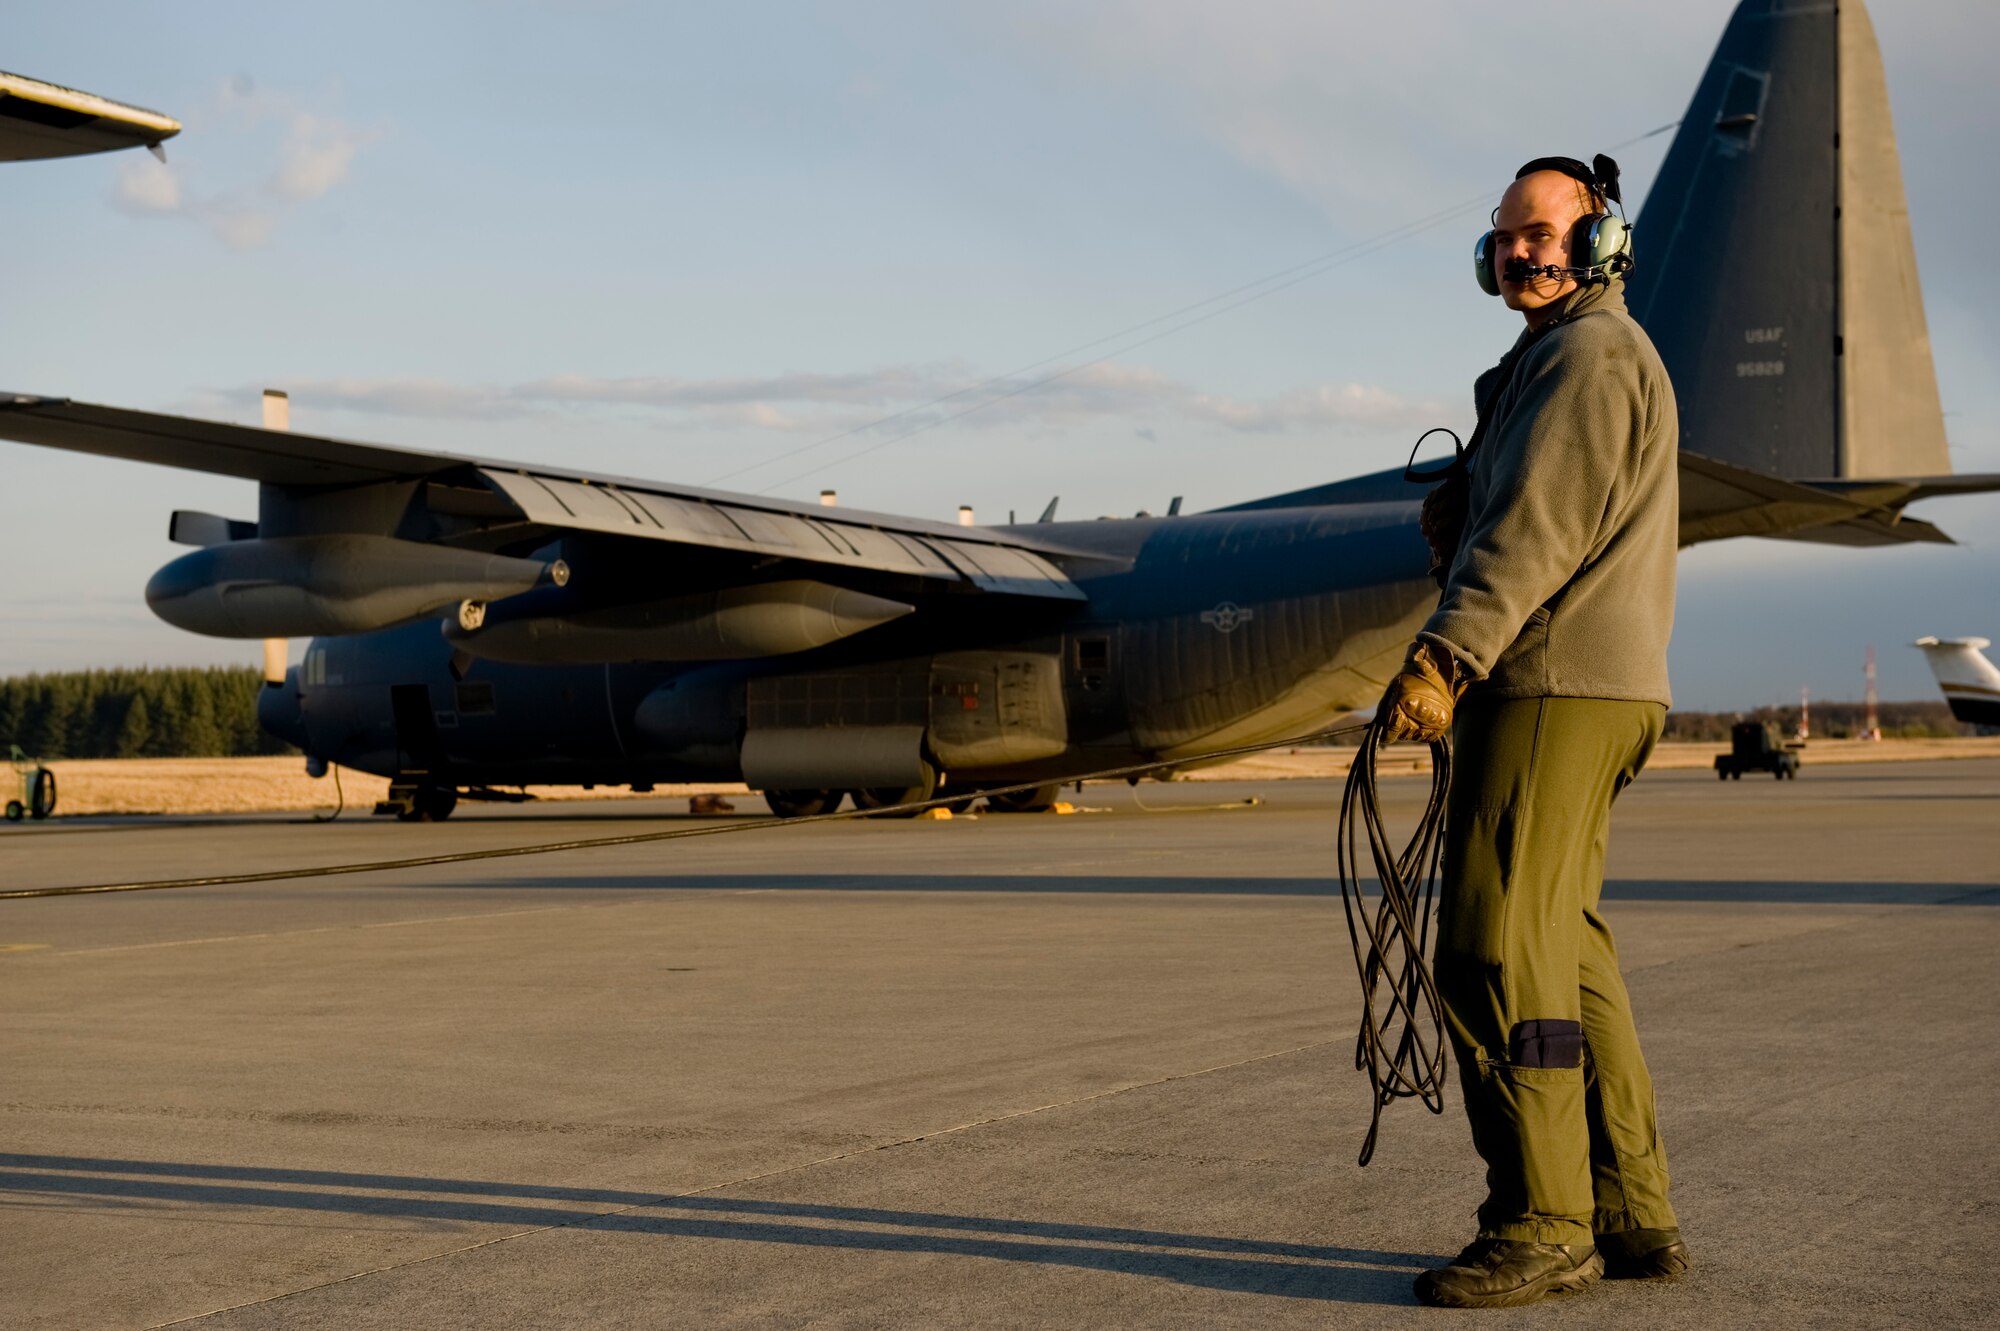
[1337, 719, 1452, 1165]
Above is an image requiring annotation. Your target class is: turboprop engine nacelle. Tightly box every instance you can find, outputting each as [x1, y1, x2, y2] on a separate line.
[145, 534, 566, 638]
[443, 578, 914, 664]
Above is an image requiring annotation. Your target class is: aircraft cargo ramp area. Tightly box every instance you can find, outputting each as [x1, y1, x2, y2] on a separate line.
[4, 761, 1996, 1329]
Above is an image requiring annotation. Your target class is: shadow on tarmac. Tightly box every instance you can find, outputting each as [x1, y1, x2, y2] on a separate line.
[416, 873, 2000, 906]
[0, 1154, 1426, 1305]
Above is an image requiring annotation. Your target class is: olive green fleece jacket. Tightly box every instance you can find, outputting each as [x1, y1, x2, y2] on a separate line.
[1418, 280, 1678, 706]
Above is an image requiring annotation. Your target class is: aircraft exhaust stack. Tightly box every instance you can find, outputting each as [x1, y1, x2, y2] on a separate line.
[145, 535, 565, 638]
[443, 579, 914, 664]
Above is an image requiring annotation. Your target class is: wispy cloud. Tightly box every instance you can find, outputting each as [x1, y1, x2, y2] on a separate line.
[969, 1, 1715, 224]
[225, 361, 1444, 442]
[110, 76, 378, 252]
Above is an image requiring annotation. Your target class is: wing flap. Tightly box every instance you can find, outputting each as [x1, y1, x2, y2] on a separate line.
[929, 539, 1081, 598]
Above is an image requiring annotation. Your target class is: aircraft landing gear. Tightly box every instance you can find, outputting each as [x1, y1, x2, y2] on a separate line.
[762, 789, 843, 818]
[378, 781, 459, 821]
[850, 762, 938, 819]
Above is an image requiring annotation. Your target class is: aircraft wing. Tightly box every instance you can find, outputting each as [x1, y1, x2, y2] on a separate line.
[0, 395, 1090, 601]
[1673, 450, 1987, 548]
[1214, 451, 1991, 550]
[0, 71, 181, 162]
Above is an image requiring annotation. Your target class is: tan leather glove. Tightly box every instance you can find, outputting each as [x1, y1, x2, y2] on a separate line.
[1376, 639, 1465, 744]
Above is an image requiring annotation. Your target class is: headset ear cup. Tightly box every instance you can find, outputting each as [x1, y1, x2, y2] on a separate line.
[1475, 231, 1499, 297]
[1598, 214, 1633, 272]
[1581, 214, 1631, 273]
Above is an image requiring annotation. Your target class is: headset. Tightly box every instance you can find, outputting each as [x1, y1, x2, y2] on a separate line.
[1475, 153, 1634, 297]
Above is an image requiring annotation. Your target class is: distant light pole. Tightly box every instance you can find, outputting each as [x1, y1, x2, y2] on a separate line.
[1861, 646, 1882, 741]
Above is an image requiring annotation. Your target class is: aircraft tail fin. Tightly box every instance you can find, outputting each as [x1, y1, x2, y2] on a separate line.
[1628, 0, 1948, 483]
[1220, 0, 2000, 543]
[1912, 637, 2000, 730]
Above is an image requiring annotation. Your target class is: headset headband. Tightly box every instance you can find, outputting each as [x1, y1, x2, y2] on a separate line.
[1513, 154, 1622, 209]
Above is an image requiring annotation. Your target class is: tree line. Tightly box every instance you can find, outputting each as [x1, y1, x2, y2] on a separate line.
[1661, 699, 1972, 742]
[1, 667, 294, 759]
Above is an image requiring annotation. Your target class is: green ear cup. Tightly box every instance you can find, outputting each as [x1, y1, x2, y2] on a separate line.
[1475, 231, 1500, 296]
[1581, 214, 1633, 271]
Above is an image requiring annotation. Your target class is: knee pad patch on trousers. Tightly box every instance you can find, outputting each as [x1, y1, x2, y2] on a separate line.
[1509, 1019, 1584, 1069]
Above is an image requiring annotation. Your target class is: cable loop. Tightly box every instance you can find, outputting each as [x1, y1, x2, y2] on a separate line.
[1337, 719, 1451, 1165]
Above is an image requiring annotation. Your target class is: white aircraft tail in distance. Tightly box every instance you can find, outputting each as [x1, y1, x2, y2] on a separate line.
[1913, 637, 2000, 732]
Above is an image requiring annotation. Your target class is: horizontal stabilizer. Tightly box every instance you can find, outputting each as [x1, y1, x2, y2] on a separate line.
[1225, 448, 1995, 550]
[1793, 474, 2000, 505]
[1673, 450, 1998, 547]
[1768, 513, 1950, 547]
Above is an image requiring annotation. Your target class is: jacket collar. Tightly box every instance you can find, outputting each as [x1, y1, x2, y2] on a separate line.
[1534, 275, 1625, 336]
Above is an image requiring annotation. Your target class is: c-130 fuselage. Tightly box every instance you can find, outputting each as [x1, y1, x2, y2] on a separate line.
[260, 500, 1434, 815]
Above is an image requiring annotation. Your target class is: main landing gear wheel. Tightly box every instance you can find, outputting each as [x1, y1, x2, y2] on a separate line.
[984, 782, 1061, 813]
[763, 790, 843, 818]
[397, 786, 459, 822]
[850, 763, 938, 819]
[4, 800, 22, 822]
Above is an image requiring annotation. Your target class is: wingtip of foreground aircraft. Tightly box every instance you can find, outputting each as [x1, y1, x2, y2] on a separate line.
[0, 69, 180, 163]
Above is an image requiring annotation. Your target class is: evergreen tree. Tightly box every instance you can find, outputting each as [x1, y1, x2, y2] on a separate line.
[145, 673, 189, 756]
[0, 679, 24, 751]
[25, 677, 69, 757]
[176, 670, 224, 755]
[115, 693, 153, 757]
[0, 666, 297, 758]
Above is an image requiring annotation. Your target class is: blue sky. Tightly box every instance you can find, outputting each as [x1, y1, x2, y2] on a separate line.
[2, 0, 1995, 709]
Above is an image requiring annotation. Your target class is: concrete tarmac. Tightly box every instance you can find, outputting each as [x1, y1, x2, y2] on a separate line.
[4, 760, 1996, 1329]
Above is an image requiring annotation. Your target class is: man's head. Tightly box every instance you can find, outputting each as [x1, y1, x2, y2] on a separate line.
[1490, 167, 1605, 325]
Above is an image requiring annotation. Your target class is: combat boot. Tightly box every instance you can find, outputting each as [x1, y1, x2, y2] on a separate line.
[1413, 1238, 1604, 1308]
[1596, 1227, 1690, 1279]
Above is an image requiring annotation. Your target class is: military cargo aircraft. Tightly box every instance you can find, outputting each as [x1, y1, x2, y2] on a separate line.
[5, 0, 1996, 819]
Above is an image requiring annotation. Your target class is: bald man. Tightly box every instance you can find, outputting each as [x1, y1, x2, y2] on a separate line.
[1377, 157, 1687, 1309]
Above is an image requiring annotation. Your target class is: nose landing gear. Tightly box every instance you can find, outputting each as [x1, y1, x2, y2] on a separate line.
[375, 779, 459, 822]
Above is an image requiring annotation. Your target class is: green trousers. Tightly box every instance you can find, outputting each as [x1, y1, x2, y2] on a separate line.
[1436, 694, 1677, 1247]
